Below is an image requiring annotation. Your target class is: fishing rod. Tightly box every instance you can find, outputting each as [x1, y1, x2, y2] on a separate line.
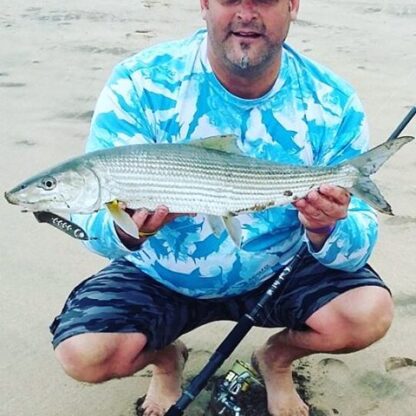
[165, 244, 308, 416]
[388, 106, 415, 140]
[164, 107, 416, 416]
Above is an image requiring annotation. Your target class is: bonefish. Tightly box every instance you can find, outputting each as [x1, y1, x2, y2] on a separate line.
[4, 135, 414, 244]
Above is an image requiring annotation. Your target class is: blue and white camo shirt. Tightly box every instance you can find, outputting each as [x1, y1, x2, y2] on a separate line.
[73, 29, 378, 298]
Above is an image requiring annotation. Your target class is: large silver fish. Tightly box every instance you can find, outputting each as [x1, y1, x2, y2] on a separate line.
[4, 135, 414, 243]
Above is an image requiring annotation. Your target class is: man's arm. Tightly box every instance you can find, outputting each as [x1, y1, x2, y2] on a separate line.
[295, 93, 378, 271]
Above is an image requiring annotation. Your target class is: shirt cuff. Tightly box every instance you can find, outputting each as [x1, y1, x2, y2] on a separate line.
[305, 220, 342, 257]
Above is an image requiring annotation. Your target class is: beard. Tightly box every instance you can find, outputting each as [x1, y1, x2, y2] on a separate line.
[224, 38, 281, 76]
[210, 22, 284, 77]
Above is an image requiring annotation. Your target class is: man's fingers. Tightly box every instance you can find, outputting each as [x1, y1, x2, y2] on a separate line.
[142, 206, 170, 231]
[131, 208, 150, 229]
[306, 190, 340, 218]
[294, 187, 350, 228]
[318, 184, 351, 206]
[298, 202, 331, 223]
[128, 206, 194, 236]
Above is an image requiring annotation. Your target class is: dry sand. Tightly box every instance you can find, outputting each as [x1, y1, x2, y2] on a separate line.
[1, 1, 415, 415]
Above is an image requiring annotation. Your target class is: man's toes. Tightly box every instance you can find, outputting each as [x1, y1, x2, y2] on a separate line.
[142, 400, 164, 416]
[136, 397, 165, 416]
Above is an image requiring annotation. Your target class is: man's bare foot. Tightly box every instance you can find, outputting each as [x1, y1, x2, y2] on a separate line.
[140, 340, 188, 416]
[252, 347, 309, 416]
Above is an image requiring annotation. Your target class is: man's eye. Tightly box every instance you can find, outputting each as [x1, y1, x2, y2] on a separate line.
[220, 0, 241, 5]
[220, 0, 278, 5]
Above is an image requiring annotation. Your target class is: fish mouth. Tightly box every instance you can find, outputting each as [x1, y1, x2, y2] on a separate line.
[4, 191, 18, 205]
[4, 190, 36, 211]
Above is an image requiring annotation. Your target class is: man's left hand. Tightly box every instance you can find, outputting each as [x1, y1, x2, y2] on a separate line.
[293, 184, 351, 247]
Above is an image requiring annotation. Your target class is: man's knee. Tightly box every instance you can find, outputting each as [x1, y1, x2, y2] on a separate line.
[351, 287, 394, 347]
[307, 286, 393, 351]
[55, 332, 148, 383]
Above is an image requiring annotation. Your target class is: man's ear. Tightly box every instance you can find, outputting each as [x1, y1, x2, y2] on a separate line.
[200, 0, 209, 16]
[289, 0, 300, 21]
[200, 0, 209, 7]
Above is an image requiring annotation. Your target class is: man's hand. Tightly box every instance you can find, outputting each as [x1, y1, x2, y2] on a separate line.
[115, 205, 182, 250]
[293, 184, 351, 249]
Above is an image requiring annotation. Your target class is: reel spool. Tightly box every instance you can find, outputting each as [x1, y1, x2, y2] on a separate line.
[209, 360, 262, 416]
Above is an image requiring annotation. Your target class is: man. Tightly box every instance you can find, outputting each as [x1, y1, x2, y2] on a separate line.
[50, 1, 393, 415]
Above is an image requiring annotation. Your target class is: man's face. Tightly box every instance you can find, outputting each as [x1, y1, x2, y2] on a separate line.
[201, 0, 299, 75]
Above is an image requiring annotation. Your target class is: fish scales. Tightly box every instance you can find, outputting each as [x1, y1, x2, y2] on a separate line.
[85, 144, 359, 215]
[92, 148, 232, 213]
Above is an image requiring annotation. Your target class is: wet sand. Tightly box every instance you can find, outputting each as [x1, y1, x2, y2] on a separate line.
[1, 1, 415, 415]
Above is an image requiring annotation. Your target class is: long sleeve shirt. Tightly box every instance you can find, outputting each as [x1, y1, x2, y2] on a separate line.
[72, 29, 378, 298]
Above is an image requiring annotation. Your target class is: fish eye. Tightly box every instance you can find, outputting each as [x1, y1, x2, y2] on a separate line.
[39, 176, 57, 191]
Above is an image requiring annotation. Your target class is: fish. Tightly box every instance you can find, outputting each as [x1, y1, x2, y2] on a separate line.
[4, 134, 414, 245]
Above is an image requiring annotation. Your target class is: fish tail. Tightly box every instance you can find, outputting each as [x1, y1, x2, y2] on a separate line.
[346, 135, 414, 215]
[351, 177, 393, 215]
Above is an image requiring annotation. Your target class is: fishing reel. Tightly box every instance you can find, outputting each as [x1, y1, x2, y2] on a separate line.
[209, 360, 262, 416]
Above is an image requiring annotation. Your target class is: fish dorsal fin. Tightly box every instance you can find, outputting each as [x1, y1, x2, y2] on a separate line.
[190, 134, 244, 155]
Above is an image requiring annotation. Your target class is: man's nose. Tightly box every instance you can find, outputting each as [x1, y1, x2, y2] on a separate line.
[236, 0, 259, 22]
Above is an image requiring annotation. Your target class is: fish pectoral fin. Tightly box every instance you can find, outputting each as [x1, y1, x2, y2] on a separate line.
[206, 214, 242, 246]
[206, 214, 226, 237]
[190, 134, 244, 155]
[105, 200, 139, 238]
[223, 214, 242, 248]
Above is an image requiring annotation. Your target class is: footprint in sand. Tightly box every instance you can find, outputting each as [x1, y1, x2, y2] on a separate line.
[59, 110, 94, 121]
[384, 215, 416, 226]
[15, 140, 36, 147]
[385, 4, 416, 17]
[363, 7, 383, 14]
[393, 294, 416, 317]
[357, 370, 406, 399]
[76, 45, 131, 56]
[0, 82, 26, 88]
[316, 358, 350, 382]
[385, 356, 416, 372]
[311, 357, 350, 408]
[309, 405, 338, 416]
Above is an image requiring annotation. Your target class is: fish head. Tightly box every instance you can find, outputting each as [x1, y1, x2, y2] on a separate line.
[5, 162, 101, 214]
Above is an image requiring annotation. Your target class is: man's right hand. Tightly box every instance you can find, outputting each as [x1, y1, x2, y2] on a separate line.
[115, 205, 181, 250]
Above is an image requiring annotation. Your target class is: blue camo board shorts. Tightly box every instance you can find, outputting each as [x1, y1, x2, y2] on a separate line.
[50, 252, 389, 351]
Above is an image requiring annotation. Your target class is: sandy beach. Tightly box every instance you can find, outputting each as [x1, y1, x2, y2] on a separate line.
[1, 1, 415, 415]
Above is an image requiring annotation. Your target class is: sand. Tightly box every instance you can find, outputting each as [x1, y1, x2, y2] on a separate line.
[1, 0, 415, 415]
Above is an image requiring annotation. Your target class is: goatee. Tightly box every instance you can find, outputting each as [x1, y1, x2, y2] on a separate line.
[239, 55, 249, 69]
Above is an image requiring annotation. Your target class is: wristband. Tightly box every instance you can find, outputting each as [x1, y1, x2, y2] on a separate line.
[138, 230, 157, 238]
[304, 224, 336, 235]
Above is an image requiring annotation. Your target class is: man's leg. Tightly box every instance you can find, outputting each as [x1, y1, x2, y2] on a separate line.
[253, 285, 393, 416]
[50, 258, 241, 416]
[55, 333, 187, 416]
[50, 257, 197, 416]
